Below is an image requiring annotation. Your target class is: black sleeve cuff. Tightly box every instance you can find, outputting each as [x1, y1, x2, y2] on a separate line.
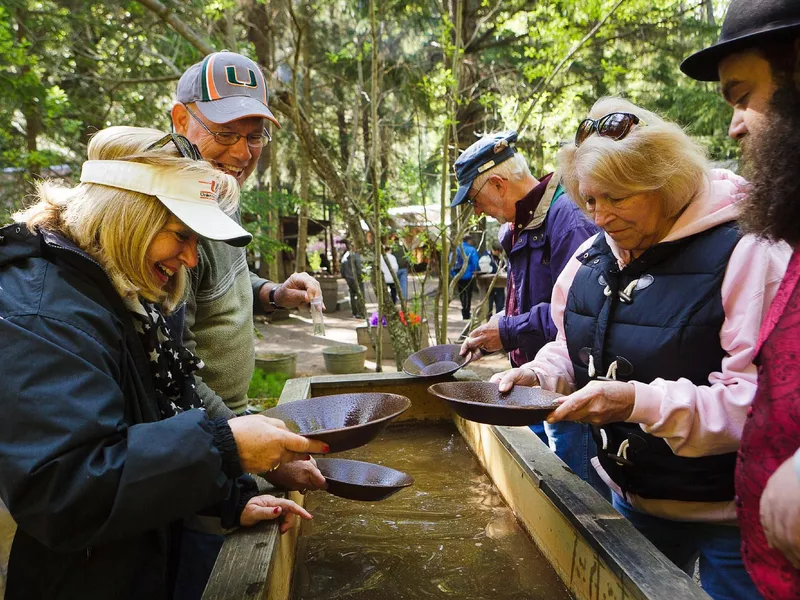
[220, 475, 259, 529]
[252, 278, 271, 315]
[209, 417, 243, 479]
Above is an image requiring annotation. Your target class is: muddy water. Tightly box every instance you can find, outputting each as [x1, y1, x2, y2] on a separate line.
[291, 423, 572, 600]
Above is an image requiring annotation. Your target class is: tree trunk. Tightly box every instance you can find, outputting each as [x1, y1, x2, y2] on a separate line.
[248, 0, 281, 281]
[455, 0, 483, 150]
[362, 105, 371, 174]
[328, 201, 339, 274]
[438, 0, 464, 344]
[379, 122, 390, 190]
[13, 6, 41, 184]
[268, 121, 281, 280]
[370, 0, 384, 371]
[295, 8, 312, 274]
[704, 0, 715, 26]
[335, 87, 349, 165]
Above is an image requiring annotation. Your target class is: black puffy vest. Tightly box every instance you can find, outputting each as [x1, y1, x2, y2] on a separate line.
[564, 222, 741, 502]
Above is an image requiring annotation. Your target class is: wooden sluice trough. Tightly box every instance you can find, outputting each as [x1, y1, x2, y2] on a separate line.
[203, 372, 710, 600]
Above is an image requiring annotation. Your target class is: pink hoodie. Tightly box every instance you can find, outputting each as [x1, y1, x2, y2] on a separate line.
[523, 169, 791, 522]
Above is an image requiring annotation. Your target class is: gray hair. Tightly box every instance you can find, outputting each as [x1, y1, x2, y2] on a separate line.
[472, 151, 531, 188]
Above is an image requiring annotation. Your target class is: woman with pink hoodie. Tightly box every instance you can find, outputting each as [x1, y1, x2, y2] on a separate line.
[492, 98, 789, 600]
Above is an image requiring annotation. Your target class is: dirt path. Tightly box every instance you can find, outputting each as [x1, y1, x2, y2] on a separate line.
[253, 276, 512, 381]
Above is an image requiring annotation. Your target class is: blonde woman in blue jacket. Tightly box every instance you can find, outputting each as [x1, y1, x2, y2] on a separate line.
[0, 127, 327, 599]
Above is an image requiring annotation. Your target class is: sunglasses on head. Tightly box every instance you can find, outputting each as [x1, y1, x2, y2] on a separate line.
[146, 133, 204, 161]
[574, 112, 642, 147]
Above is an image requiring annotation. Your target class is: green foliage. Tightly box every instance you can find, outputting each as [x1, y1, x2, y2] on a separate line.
[247, 368, 289, 409]
[0, 202, 15, 227]
[307, 252, 322, 271]
[3, 0, 738, 230]
[240, 188, 295, 263]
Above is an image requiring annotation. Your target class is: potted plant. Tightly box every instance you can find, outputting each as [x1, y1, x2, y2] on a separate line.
[356, 311, 429, 360]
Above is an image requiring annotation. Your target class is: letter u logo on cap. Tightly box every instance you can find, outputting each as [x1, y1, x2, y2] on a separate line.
[225, 65, 258, 88]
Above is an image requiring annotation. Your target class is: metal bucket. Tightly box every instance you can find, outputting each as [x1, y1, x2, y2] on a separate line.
[322, 344, 368, 374]
[254, 352, 297, 378]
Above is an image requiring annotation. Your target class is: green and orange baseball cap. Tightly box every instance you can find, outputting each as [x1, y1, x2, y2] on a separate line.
[177, 51, 280, 127]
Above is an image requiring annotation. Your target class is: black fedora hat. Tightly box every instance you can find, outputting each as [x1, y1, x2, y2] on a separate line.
[682, 0, 800, 82]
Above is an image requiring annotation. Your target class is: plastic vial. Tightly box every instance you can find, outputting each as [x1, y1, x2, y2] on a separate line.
[310, 297, 326, 336]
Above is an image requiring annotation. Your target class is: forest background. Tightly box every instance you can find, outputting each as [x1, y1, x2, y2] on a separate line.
[1, 0, 734, 363]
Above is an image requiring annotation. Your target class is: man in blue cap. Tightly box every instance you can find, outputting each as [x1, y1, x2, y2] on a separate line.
[453, 131, 604, 494]
[683, 1, 800, 595]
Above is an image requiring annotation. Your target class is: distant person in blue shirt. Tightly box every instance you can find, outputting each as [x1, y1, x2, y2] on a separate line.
[478, 241, 506, 316]
[451, 234, 480, 320]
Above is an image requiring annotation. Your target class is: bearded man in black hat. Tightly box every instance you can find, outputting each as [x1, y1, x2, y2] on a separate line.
[683, 1, 800, 596]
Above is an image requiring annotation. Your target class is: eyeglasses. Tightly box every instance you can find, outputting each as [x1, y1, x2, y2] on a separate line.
[146, 133, 203, 161]
[466, 179, 489, 206]
[575, 112, 642, 147]
[184, 104, 272, 148]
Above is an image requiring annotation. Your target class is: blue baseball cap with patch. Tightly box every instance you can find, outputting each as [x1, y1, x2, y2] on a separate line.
[451, 130, 518, 208]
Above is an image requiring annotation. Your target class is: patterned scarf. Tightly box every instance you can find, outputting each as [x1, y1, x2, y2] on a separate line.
[130, 300, 204, 419]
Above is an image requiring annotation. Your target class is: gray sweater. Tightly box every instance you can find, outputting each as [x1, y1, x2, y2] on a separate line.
[183, 233, 269, 417]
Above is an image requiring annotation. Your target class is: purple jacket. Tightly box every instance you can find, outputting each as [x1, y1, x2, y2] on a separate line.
[498, 178, 598, 367]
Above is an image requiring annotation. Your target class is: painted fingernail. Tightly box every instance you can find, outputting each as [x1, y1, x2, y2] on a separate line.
[323, 444, 331, 453]
[273, 507, 281, 514]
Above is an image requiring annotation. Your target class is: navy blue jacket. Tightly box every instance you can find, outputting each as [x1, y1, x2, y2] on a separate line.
[0, 224, 252, 599]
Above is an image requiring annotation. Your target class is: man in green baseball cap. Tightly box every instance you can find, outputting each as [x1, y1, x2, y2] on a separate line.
[171, 51, 326, 599]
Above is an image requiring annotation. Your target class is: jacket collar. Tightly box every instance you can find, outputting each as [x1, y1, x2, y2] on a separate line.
[0, 224, 90, 267]
[511, 173, 560, 234]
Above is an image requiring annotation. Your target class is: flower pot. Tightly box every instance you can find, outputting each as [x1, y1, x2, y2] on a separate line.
[254, 352, 297, 378]
[314, 274, 340, 313]
[356, 321, 430, 360]
[323, 344, 368, 374]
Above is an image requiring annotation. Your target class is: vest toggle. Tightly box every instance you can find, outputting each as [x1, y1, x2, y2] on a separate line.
[586, 352, 635, 467]
[599, 274, 655, 304]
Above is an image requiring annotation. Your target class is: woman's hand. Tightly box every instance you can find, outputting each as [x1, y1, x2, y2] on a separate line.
[228, 415, 329, 474]
[489, 367, 539, 392]
[264, 456, 328, 493]
[547, 381, 635, 426]
[240, 494, 313, 533]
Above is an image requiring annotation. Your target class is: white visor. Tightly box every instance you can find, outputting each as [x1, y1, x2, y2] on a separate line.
[80, 160, 252, 247]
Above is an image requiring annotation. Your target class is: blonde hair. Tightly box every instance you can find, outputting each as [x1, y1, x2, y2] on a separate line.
[15, 126, 239, 312]
[472, 151, 531, 189]
[557, 97, 709, 219]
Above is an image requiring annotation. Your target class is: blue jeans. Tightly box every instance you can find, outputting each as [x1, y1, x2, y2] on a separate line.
[397, 268, 408, 300]
[173, 528, 225, 600]
[530, 421, 610, 499]
[613, 494, 763, 600]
